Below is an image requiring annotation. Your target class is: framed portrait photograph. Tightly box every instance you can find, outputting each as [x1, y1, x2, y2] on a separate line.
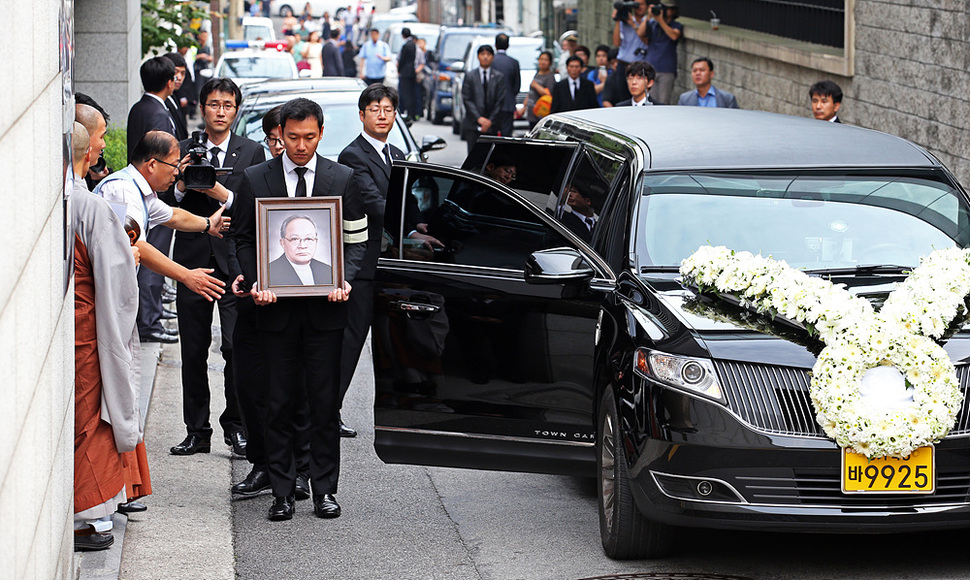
[256, 197, 344, 297]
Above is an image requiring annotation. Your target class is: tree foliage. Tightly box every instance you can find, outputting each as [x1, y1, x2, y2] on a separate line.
[141, 0, 209, 57]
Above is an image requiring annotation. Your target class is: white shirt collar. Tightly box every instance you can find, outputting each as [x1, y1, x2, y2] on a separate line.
[360, 131, 389, 159]
[126, 164, 156, 196]
[289, 259, 315, 285]
[145, 92, 167, 107]
[282, 152, 315, 175]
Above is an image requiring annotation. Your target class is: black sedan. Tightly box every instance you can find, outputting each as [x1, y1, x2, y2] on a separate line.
[370, 107, 970, 558]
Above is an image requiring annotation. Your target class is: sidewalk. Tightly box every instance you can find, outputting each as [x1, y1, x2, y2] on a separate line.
[77, 338, 236, 580]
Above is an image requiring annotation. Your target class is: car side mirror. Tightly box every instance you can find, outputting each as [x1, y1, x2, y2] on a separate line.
[199, 68, 214, 79]
[420, 135, 447, 153]
[525, 248, 594, 285]
[449, 61, 465, 73]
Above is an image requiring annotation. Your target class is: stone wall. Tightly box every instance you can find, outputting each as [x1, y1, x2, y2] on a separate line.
[578, 0, 970, 186]
[0, 0, 76, 578]
[75, 0, 142, 129]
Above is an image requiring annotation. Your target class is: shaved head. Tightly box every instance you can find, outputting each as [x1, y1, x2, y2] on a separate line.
[75, 103, 108, 159]
[72, 122, 91, 174]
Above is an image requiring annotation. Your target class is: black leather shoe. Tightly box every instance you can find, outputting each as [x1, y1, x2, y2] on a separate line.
[338, 415, 357, 438]
[117, 501, 147, 514]
[170, 434, 211, 455]
[268, 495, 295, 521]
[161, 308, 177, 320]
[74, 527, 114, 551]
[225, 431, 247, 457]
[232, 467, 271, 497]
[163, 283, 177, 295]
[313, 493, 341, 518]
[141, 330, 178, 344]
[162, 293, 176, 304]
[295, 473, 310, 500]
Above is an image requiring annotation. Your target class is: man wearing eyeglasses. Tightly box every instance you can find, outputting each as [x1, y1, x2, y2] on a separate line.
[167, 77, 266, 458]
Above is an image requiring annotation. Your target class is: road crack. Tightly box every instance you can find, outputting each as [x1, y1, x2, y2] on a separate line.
[424, 467, 485, 579]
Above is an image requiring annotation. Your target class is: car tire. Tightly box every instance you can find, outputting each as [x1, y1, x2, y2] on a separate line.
[279, 4, 293, 16]
[598, 386, 674, 559]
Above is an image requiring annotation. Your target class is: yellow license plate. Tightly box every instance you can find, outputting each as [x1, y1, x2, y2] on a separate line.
[842, 446, 934, 493]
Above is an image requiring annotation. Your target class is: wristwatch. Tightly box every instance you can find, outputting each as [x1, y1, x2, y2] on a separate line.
[204, 216, 211, 233]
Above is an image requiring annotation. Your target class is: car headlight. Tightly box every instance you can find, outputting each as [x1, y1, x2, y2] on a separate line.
[634, 348, 723, 402]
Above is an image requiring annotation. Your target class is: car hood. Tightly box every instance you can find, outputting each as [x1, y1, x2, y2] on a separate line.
[633, 277, 970, 369]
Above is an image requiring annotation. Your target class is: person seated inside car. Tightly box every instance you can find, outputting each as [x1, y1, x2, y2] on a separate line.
[558, 184, 598, 243]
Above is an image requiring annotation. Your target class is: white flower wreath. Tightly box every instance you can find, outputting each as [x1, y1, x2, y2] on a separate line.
[680, 245, 967, 459]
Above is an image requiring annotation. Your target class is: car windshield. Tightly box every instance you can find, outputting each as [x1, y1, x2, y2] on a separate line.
[237, 101, 410, 160]
[219, 56, 293, 79]
[441, 33, 483, 61]
[635, 172, 970, 272]
[244, 26, 273, 41]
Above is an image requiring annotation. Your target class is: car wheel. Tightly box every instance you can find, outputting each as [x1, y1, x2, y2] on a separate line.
[598, 386, 674, 559]
[279, 4, 293, 16]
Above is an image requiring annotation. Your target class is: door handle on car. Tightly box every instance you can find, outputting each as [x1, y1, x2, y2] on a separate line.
[391, 301, 441, 314]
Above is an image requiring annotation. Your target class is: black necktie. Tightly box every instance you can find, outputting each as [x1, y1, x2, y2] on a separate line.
[383, 144, 392, 168]
[294, 166, 308, 197]
[209, 146, 220, 167]
[482, 70, 488, 93]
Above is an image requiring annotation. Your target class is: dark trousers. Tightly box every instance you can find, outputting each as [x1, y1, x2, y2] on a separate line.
[398, 76, 421, 119]
[339, 279, 374, 404]
[494, 110, 514, 137]
[176, 260, 241, 438]
[261, 314, 342, 497]
[233, 301, 310, 472]
[137, 225, 172, 336]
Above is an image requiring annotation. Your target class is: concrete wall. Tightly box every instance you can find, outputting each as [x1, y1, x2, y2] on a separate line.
[578, 0, 970, 187]
[75, 0, 142, 128]
[0, 0, 76, 578]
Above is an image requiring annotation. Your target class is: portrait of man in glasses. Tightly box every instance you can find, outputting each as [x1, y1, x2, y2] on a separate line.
[269, 213, 333, 286]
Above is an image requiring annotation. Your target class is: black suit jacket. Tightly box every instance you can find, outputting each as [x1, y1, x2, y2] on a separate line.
[491, 51, 521, 113]
[615, 94, 662, 107]
[127, 93, 178, 160]
[398, 37, 417, 80]
[461, 67, 507, 135]
[233, 154, 367, 332]
[173, 133, 266, 275]
[269, 256, 333, 286]
[559, 210, 593, 243]
[322, 41, 344, 77]
[550, 77, 599, 114]
[166, 96, 189, 141]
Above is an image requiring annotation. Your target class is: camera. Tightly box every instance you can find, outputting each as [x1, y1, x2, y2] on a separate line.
[650, 4, 664, 16]
[634, 47, 648, 57]
[182, 130, 219, 190]
[89, 153, 106, 174]
[613, 1, 638, 21]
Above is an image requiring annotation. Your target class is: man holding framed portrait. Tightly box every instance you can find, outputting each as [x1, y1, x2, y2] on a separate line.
[231, 98, 369, 522]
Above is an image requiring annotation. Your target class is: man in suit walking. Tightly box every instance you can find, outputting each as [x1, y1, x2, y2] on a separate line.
[322, 29, 344, 77]
[167, 78, 266, 459]
[162, 53, 190, 140]
[336, 84, 441, 437]
[676, 57, 739, 108]
[127, 56, 183, 344]
[232, 98, 369, 522]
[396, 28, 419, 121]
[461, 45, 508, 153]
[550, 56, 599, 114]
[490, 33, 521, 137]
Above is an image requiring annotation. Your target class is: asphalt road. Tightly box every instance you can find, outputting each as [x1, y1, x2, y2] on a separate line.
[227, 118, 970, 579]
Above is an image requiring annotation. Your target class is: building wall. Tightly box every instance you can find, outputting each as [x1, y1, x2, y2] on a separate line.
[75, 0, 142, 128]
[578, 0, 970, 186]
[0, 0, 77, 577]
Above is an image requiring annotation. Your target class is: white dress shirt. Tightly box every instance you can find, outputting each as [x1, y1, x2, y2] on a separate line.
[282, 152, 317, 197]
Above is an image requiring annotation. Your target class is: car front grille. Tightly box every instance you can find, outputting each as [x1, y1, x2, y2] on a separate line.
[736, 469, 970, 507]
[713, 361, 970, 439]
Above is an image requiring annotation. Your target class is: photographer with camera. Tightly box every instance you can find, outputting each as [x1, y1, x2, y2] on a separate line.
[168, 77, 266, 459]
[637, 0, 682, 104]
[612, 0, 650, 104]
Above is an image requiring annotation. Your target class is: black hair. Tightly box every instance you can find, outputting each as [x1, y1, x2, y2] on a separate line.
[809, 80, 843, 103]
[130, 130, 178, 164]
[575, 45, 591, 60]
[280, 97, 324, 129]
[626, 61, 656, 81]
[163, 51, 187, 69]
[691, 57, 714, 72]
[565, 55, 584, 67]
[401, 27, 411, 37]
[75, 92, 110, 122]
[358, 83, 399, 111]
[538, 50, 554, 64]
[140, 56, 176, 93]
[199, 77, 243, 107]
[330, 28, 341, 40]
[595, 44, 611, 56]
[477, 44, 495, 56]
[495, 33, 510, 50]
[607, 47, 619, 61]
[280, 214, 317, 239]
[262, 104, 284, 136]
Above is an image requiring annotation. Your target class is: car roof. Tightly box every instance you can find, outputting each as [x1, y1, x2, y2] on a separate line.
[542, 107, 938, 171]
[245, 88, 363, 108]
[242, 77, 367, 97]
[220, 49, 293, 59]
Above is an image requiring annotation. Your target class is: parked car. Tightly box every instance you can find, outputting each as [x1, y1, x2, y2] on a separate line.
[371, 106, 970, 559]
[450, 35, 546, 135]
[381, 22, 442, 88]
[213, 49, 299, 86]
[230, 78, 445, 160]
[370, 11, 418, 39]
[426, 26, 511, 125]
